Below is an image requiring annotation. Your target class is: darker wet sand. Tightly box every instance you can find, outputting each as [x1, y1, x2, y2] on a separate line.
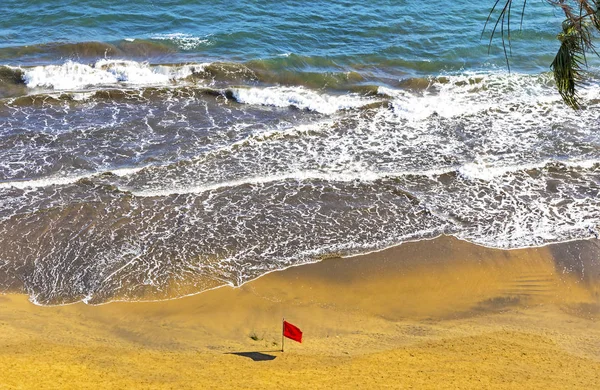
[0, 236, 599, 389]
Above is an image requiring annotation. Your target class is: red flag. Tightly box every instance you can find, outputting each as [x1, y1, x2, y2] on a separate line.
[283, 320, 303, 343]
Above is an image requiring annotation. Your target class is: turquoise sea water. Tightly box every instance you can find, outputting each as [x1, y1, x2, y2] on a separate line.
[0, 0, 566, 72]
[1, 1, 599, 305]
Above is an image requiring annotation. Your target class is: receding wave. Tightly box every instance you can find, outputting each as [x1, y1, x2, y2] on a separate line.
[1, 158, 598, 305]
[124, 159, 599, 197]
[2, 61, 600, 305]
[2, 157, 598, 194]
[0, 166, 145, 191]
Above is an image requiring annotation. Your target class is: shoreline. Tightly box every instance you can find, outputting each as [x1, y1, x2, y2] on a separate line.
[19, 233, 600, 308]
[1, 235, 599, 388]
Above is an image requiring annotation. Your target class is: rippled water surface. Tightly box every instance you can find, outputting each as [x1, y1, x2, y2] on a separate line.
[1, 1, 599, 304]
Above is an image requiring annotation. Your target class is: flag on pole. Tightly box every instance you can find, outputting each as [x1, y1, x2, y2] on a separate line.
[283, 320, 303, 343]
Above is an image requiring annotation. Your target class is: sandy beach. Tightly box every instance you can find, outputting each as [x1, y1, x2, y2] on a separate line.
[0, 235, 599, 389]
[4, 1, 600, 389]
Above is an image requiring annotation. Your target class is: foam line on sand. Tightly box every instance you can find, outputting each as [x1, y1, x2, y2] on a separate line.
[0, 236, 598, 389]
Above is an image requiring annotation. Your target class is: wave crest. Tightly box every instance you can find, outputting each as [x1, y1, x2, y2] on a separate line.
[20, 60, 207, 90]
[230, 86, 375, 114]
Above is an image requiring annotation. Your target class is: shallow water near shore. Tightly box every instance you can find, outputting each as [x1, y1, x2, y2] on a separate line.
[0, 237, 598, 388]
[1, 1, 600, 305]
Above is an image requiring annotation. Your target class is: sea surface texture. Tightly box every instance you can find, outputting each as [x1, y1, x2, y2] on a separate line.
[1, 1, 599, 304]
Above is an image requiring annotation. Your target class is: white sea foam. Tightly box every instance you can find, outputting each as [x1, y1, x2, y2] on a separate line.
[0, 174, 90, 190]
[0, 167, 146, 190]
[380, 72, 568, 120]
[458, 158, 600, 181]
[108, 166, 148, 177]
[4, 66, 600, 305]
[21, 60, 208, 91]
[150, 33, 210, 50]
[458, 161, 546, 181]
[131, 170, 382, 197]
[230, 86, 374, 114]
[129, 157, 600, 197]
[2, 152, 596, 195]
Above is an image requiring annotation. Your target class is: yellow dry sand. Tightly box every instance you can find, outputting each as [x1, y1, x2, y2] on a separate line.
[0, 236, 599, 389]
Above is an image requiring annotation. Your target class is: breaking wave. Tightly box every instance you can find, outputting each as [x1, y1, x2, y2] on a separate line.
[2, 58, 600, 305]
[20, 60, 207, 90]
[230, 86, 375, 114]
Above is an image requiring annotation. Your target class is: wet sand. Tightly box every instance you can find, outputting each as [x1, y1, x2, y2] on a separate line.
[0, 236, 599, 389]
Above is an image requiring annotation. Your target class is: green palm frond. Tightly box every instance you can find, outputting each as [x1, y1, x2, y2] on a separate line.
[485, 0, 600, 109]
[551, 21, 586, 109]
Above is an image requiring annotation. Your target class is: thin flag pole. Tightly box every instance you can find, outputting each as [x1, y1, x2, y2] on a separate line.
[282, 318, 285, 353]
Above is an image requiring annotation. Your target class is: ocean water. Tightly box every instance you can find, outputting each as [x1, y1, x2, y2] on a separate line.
[1, 1, 599, 305]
